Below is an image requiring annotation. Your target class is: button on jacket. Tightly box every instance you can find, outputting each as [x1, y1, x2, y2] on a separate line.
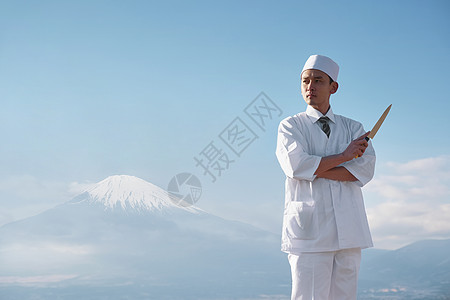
[276, 106, 375, 253]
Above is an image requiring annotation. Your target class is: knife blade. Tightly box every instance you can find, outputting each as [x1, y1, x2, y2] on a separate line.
[365, 104, 392, 141]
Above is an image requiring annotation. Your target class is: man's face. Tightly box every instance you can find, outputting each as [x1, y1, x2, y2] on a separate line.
[301, 69, 338, 112]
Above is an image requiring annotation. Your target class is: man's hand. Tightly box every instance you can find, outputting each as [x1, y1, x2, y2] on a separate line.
[314, 131, 371, 177]
[341, 132, 370, 161]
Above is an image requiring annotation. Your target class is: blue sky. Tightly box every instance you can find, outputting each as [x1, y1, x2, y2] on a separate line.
[0, 0, 449, 249]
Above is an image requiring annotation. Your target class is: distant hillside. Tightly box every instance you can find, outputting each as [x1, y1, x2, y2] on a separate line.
[359, 239, 450, 299]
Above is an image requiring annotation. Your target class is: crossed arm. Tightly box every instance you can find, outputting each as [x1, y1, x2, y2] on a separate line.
[314, 132, 370, 182]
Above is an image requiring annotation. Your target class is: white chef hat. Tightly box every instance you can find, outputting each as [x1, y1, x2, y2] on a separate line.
[301, 55, 339, 82]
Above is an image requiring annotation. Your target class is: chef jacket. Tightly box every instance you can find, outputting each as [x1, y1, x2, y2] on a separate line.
[276, 105, 375, 253]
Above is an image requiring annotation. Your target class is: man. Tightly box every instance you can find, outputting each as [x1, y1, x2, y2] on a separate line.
[275, 55, 375, 300]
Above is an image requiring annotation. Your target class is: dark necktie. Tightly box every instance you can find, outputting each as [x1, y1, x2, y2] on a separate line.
[318, 117, 331, 138]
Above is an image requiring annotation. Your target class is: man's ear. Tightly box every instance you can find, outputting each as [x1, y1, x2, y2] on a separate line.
[330, 82, 339, 94]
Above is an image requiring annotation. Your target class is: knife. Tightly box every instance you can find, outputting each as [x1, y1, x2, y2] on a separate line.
[355, 104, 392, 158]
[364, 104, 392, 141]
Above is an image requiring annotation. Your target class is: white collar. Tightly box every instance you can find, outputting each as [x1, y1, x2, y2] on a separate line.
[306, 105, 336, 123]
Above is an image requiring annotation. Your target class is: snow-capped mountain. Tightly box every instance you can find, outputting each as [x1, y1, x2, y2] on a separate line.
[0, 175, 289, 300]
[69, 175, 198, 212]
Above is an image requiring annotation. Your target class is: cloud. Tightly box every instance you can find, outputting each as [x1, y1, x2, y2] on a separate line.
[365, 155, 450, 249]
[68, 181, 95, 195]
[366, 156, 450, 203]
[0, 175, 94, 226]
[0, 175, 68, 203]
[0, 274, 78, 286]
[0, 242, 96, 275]
[41, 243, 94, 255]
[0, 211, 14, 226]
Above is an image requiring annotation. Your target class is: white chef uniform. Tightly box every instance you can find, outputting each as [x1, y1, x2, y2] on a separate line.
[276, 105, 375, 299]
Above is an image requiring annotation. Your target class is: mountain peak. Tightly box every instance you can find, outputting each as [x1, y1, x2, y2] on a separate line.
[74, 175, 188, 212]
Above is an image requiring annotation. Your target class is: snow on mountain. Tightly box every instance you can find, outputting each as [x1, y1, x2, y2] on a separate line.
[69, 175, 199, 213]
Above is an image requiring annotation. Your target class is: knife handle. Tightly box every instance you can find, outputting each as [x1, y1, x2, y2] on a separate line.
[355, 136, 371, 158]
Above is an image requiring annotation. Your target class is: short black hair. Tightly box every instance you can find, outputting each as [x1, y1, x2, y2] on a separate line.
[328, 75, 334, 84]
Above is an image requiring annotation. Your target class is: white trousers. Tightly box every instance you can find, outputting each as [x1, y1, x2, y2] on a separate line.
[287, 248, 361, 300]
